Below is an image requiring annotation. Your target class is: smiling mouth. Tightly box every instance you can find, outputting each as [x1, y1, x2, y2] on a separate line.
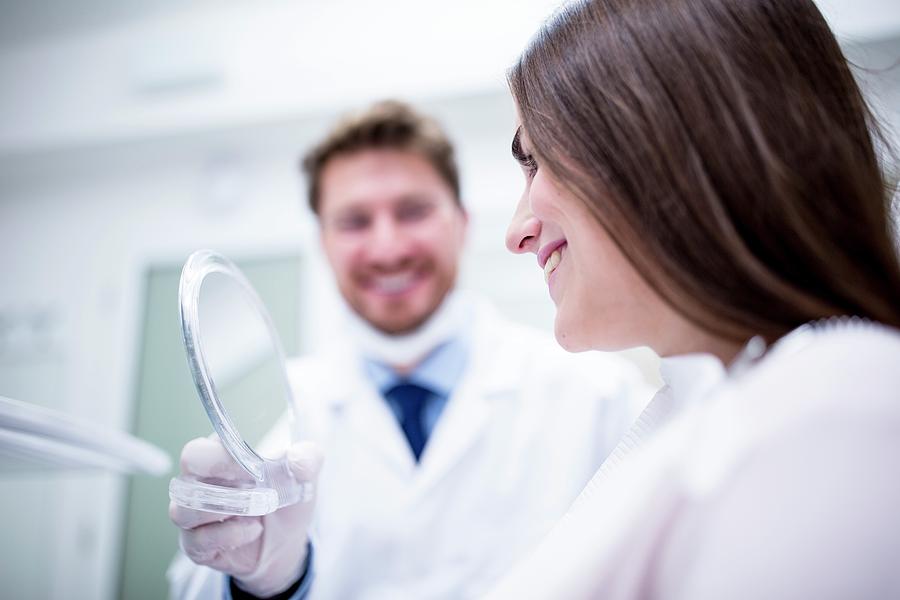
[368, 272, 423, 296]
[544, 248, 561, 282]
[542, 243, 566, 283]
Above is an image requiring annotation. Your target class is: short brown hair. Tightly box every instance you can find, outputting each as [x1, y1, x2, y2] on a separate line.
[301, 100, 462, 214]
[510, 0, 900, 342]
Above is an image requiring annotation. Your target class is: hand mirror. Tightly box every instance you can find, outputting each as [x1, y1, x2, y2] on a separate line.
[168, 250, 311, 516]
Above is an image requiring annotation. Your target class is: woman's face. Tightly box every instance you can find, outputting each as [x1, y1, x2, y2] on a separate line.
[505, 123, 675, 353]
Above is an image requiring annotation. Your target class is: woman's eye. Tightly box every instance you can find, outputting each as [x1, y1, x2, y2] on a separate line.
[522, 156, 538, 179]
[511, 127, 539, 179]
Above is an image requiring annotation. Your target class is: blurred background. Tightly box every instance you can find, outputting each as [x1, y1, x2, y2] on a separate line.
[0, 1, 897, 598]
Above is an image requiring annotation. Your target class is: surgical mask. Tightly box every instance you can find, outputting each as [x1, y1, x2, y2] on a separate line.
[340, 290, 474, 367]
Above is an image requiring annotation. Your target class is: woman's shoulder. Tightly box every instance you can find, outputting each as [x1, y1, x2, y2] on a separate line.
[769, 317, 900, 367]
[683, 319, 900, 486]
[734, 319, 900, 415]
[664, 321, 900, 598]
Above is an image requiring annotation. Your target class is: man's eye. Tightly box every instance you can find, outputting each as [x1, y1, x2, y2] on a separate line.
[396, 203, 432, 221]
[335, 215, 369, 231]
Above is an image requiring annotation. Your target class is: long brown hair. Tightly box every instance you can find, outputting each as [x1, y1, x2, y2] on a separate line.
[509, 0, 900, 343]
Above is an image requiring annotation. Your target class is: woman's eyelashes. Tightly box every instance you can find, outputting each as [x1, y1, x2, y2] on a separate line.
[511, 127, 539, 179]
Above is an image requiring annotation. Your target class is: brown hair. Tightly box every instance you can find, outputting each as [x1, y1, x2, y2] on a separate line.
[509, 0, 900, 342]
[301, 100, 461, 214]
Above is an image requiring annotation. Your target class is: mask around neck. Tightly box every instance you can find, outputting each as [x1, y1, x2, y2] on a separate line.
[341, 290, 474, 368]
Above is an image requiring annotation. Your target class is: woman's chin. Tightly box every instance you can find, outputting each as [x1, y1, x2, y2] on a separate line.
[553, 321, 592, 353]
[554, 315, 639, 353]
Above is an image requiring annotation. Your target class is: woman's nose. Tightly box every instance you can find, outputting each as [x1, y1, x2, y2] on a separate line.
[506, 194, 541, 254]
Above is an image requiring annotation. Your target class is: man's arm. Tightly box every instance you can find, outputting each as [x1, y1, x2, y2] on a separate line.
[227, 542, 315, 600]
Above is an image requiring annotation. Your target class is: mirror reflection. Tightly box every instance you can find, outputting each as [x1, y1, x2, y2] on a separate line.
[197, 270, 289, 462]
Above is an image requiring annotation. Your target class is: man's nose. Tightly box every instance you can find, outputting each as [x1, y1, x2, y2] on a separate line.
[368, 216, 409, 263]
[506, 195, 541, 255]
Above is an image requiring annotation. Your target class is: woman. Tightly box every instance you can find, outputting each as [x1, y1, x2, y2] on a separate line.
[493, 0, 900, 598]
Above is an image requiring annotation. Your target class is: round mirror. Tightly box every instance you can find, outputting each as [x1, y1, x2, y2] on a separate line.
[169, 250, 309, 516]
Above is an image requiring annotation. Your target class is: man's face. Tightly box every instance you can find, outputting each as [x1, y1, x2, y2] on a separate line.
[318, 149, 468, 335]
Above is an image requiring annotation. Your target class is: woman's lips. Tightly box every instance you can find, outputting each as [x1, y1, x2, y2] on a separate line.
[537, 239, 567, 284]
[537, 239, 567, 269]
[543, 243, 566, 283]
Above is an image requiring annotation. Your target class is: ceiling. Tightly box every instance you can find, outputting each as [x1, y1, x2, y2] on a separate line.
[0, 0, 226, 48]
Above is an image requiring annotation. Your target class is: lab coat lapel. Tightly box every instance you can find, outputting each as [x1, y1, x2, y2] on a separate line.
[342, 385, 415, 476]
[320, 345, 415, 476]
[414, 304, 520, 493]
[415, 377, 493, 491]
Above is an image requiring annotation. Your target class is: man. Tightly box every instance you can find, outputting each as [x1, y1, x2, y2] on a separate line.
[169, 100, 652, 599]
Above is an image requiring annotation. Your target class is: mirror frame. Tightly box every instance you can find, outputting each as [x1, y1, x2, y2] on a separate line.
[178, 249, 296, 481]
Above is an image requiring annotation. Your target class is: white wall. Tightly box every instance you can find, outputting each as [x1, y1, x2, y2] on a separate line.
[844, 36, 900, 172]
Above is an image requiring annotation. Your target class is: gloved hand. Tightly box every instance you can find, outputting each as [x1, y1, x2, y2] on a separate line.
[169, 436, 323, 598]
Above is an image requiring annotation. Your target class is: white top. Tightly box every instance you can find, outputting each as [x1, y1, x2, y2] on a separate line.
[567, 351, 726, 510]
[487, 318, 900, 600]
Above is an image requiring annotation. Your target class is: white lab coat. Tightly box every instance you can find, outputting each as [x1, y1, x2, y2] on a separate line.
[487, 319, 900, 600]
[170, 298, 652, 599]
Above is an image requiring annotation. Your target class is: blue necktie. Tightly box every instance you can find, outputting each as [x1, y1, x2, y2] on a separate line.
[385, 382, 431, 461]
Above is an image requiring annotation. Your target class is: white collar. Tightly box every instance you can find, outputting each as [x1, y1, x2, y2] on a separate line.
[658, 352, 727, 410]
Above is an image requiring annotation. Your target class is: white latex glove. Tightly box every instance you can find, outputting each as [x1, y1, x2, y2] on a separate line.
[169, 437, 323, 598]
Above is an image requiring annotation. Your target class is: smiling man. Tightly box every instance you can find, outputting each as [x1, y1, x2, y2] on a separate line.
[316, 145, 466, 339]
[170, 101, 653, 600]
